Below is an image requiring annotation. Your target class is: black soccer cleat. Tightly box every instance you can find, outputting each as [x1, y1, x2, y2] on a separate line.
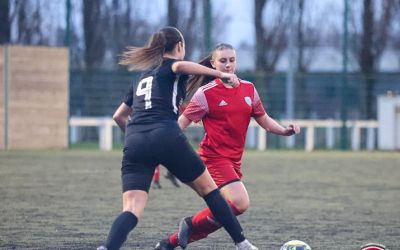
[154, 238, 175, 250]
[177, 217, 193, 249]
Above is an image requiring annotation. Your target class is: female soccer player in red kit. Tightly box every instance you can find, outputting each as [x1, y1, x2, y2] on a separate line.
[155, 43, 300, 250]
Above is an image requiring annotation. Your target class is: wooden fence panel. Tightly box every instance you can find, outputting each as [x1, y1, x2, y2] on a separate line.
[0, 47, 4, 150]
[1, 46, 68, 150]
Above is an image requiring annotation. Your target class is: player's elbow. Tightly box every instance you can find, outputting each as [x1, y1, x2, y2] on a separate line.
[178, 115, 191, 130]
[112, 113, 121, 123]
[113, 113, 127, 127]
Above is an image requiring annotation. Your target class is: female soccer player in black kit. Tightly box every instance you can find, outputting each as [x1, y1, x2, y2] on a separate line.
[97, 27, 258, 250]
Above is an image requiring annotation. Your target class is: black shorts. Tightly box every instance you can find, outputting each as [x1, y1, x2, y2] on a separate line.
[121, 123, 205, 192]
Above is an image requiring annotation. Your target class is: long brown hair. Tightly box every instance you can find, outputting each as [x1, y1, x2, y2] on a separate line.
[119, 27, 184, 71]
[186, 43, 235, 100]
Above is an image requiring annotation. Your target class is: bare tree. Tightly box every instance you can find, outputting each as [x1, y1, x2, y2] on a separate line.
[350, 0, 396, 119]
[167, 0, 201, 60]
[184, 0, 199, 59]
[0, 0, 11, 44]
[13, 0, 45, 45]
[81, 0, 108, 118]
[168, 0, 179, 27]
[165, 0, 231, 60]
[297, 0, 305, 72]
[3, 0, 64, 46]
[295, 0, 321, 118]
[394, 2, 400, 66]
[208, 3, 231, 50]
[254, 0, 267, 72]
[254, 0, 289, 73]
[83, 0, 106, 70]
[107, 0, 153, 66]
[296, 0, 320, 73]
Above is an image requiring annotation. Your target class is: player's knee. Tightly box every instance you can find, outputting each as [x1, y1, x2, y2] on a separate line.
[122, 206, 142, 219]
[122, 189, 148, 218]
[230, 197, 250, 215]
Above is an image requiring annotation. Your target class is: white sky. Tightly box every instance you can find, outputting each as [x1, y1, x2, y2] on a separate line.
[34, 0, 395, 71]
[52, 0, 346, 49]
[213, 0, 343, 47]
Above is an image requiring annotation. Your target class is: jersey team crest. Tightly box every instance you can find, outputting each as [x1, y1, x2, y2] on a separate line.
[244, 96, 252, 106]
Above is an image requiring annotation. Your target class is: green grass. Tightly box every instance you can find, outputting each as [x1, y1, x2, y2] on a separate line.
[69, 142, 124, 151]
[0, 150, 399, 249]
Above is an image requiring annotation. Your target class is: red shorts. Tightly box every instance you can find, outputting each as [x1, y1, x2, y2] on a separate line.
[200, 156, 242, 188]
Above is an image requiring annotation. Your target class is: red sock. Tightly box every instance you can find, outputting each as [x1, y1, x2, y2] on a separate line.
[152, 165, 160, 181]
[168, 232, 179, 247]
[168, 200, 242, 247]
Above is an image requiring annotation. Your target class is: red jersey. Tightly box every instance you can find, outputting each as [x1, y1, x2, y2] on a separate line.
[183, 79, 266, 164]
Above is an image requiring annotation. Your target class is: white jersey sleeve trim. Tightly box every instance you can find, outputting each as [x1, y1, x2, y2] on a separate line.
[192, 88, 209, 113]
[172, 78, 178, 114]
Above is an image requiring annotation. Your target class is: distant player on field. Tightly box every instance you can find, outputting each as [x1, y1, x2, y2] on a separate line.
[155, 43, 300, 250]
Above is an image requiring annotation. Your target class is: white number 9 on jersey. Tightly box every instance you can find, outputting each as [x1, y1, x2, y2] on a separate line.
[136, 76, 153, 109]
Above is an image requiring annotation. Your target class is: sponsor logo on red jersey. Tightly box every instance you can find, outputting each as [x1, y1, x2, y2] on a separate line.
[218, 100, 228, 106]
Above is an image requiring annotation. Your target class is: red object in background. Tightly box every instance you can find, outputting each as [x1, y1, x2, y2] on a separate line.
[360, 243, 386, 250]
[152, 165, 160, 181]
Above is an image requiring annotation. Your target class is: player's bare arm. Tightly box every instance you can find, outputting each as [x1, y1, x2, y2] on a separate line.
[178, 115, 192, 131]
[113, 103, 132, 133]
[255, 114, 300, 136]
[171, 61, 239, 87]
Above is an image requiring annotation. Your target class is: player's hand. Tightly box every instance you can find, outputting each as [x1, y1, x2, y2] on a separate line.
[220, 72, 240, 88]
[285, 124, 300, 136]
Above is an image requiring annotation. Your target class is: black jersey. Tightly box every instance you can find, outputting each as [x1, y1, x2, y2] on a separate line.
[124, 58, 187, 132]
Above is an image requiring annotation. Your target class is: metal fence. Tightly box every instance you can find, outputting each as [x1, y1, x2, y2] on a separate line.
[69, 70, 400, 148]
[70, 70, 400, 119]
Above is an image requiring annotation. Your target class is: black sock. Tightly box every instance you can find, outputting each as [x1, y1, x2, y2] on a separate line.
[105, 211, 138, 250]
[203, 189, 245, 243]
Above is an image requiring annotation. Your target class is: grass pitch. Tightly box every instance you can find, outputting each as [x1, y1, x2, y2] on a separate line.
[0, 150, 399, 249]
